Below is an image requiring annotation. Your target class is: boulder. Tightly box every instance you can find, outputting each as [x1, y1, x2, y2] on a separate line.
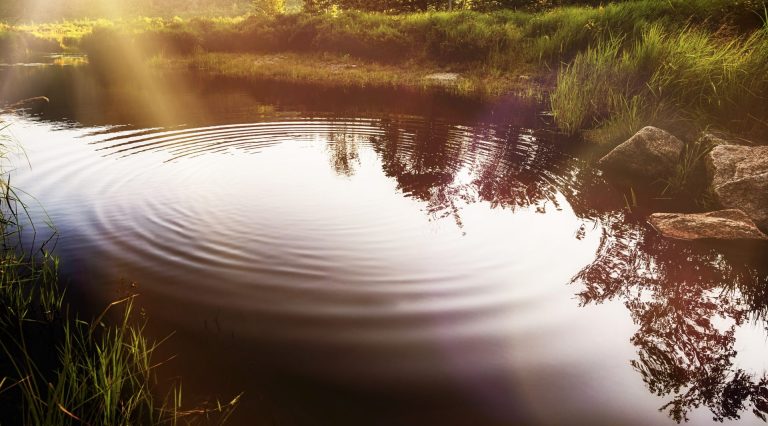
[707, 145, 768, 231]
[598, 126, 684, 181]
[649, 210, 768, 241]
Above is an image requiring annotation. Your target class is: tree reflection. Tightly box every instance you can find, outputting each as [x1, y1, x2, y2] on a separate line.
[343, 114, 768, 422]
[327, 129, 360, 177]
[573, 215, 768, 423]
[325, 115, 588, 230]
[322, 113, 768, 422]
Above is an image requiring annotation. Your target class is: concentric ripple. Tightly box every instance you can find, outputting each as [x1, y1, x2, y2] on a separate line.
[11, 114, 605, 382]
[6, 63, 768, 425]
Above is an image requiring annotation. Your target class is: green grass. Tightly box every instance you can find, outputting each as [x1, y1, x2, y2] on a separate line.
[163, 51, 534, 96]
[60, 1, 765, 63]
[0, 121, 239, 425]
[3, 0, 768, 140]
[661, 134, 715, 197]
[0, 24, 61, 61]
[552, 21, 768, 142]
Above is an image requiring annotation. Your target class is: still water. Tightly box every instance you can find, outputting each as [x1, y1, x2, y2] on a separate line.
[2, 63, 767, 425]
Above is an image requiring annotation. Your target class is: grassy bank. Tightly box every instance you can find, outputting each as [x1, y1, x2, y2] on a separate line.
[159, 51, 534, 96]
[4, 0, 768, 142]
[0, 24, 61, 62]
[0, 122, 238, 424]
[55, 1, 768, 66]
[552, 17, 768, 142]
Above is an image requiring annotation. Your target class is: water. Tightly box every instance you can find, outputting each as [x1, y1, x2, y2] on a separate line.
[2, 64, 767, 425]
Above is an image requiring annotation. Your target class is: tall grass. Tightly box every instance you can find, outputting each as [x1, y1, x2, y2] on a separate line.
[0, 120, 239, 425]
[5, 0, 768, 139]
[0, 25, 60, 62]
[551, 21, 768, 142]
[526, 0, 767, 61]
[660, 134, 716, 198]
[550, 36, 625, 135]
[8, 1, 766, 68]
[57, 0, 761, 63]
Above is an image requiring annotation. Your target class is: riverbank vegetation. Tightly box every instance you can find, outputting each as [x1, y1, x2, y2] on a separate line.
[552, 17, 768, 143]
[0, 121, 239, 424]
[3, 0, 767, 145]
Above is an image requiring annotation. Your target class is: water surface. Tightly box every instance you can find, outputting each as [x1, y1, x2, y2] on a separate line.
[2, 64, 767, 425]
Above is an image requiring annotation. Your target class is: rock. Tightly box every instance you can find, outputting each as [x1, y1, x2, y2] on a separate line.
[707, 145, 768, 231]
[714, 173, 768, 230]
[707, 144, 768, 187]
[598, 126, 684, 180]
[649, 210, 768, 241]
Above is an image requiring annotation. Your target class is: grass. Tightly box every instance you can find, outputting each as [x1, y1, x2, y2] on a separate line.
[2, 1, 767, 150]
[0, 120, 239, 425]
[0, 24, 61, 61]
[552, 21, 768, 142]
[164, 51, 533, 96]
[661, 135, 714, 196]
[0, 0, 261, 21]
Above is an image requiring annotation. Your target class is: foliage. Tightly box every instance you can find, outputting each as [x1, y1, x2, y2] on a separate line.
[6, 0, 768, 142]
[301, 0, 627, 13]
[0, 121, 239, 424]
[551, 22, 768, 143]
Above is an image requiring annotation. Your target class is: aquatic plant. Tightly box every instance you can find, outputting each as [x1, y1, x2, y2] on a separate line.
[0, 119, 240, 425]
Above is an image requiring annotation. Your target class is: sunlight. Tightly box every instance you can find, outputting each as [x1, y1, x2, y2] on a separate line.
[1, 1, 767, 425]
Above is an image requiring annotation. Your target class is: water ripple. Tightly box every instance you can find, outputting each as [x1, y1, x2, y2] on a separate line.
[13, 114, 600, 351]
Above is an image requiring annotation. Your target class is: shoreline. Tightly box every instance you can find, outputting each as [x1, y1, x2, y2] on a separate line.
[4, 1, 767, 146]
[150, 51, 546, 99]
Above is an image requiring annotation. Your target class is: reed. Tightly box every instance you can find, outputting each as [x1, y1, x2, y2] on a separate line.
[0, 120, 239, 425]
[551, 21, 768, 143]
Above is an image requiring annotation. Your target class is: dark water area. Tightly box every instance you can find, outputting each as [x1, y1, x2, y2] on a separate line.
[1, 63, 768, 425]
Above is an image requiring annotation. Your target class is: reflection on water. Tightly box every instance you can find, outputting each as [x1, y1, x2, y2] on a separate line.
[89, 116, 586, 233]
[1, 64, 767, 425]
[575, 214, 768, 423]
[328, 129, 360, 177]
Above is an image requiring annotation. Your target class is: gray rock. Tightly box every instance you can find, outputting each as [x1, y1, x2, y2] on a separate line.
[598, 126, 684, 180]
[707, 144, 768, 187]
[649, 210, 768, 241]
[707, 145, 768, 231]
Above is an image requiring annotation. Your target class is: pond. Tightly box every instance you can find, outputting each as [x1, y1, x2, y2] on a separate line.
[1, 62, 767, 425]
